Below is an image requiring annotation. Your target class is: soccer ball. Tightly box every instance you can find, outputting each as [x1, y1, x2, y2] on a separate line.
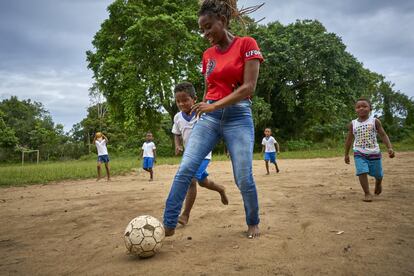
[124, 215, 165, 258]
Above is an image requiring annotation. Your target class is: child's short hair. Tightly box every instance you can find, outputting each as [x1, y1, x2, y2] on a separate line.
[95, 132, 102, 138]
[356, 97, 372, 110]
[174, 82, 196, 99]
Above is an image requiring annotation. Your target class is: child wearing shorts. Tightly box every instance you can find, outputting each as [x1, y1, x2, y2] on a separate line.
[344, 98, 395, 202]
[261, 128, 280, 174]
[141, 132, 156, 181]
[172, 82, 228, 225]
[93, 132, 110, 181]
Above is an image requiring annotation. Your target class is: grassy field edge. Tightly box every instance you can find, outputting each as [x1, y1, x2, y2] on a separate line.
[1, 144, 412, 187]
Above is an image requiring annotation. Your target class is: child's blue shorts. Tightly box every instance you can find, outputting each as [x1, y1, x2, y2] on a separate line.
[354, 155, 383, 179]
[195, 159, 210, 181]
[143, 157, 154, 169]
[98, 154, 110, 163]
[264, 152, 277, 163]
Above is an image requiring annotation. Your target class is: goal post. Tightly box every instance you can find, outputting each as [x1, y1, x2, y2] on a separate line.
[21, 149, 40, 166]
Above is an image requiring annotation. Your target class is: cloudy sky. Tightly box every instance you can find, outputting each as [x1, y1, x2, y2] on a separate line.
[1, 0, 413, 131]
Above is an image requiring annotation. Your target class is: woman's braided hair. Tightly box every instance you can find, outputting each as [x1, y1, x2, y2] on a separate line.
[198, 0, 264, 27]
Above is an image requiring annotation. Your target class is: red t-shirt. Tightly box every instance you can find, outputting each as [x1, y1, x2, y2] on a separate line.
[201, 36, 264, 100]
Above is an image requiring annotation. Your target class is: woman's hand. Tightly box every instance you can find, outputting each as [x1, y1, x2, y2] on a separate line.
[191, 102, 217, 117]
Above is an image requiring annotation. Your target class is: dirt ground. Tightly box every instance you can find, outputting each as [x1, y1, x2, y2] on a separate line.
[0, 153, 413, 276]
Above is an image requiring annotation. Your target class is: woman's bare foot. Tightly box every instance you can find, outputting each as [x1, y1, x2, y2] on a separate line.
[375, 182, 382, 195]
[178, 214, 189, 225]
[247, 225, 260, 239]
[218, 186, 229, 205]
[164, 227, 175, 237]
[363, 194, 373, 202]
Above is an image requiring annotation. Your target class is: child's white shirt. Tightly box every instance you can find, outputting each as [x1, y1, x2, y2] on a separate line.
[172, 111, 212, 159]
[95, 138, 108, 156]
[142, 142, 156, 158]
[262, 136, 277, 153]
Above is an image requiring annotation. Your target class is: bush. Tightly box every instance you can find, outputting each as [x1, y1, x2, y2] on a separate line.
[285, 139, 313, 151]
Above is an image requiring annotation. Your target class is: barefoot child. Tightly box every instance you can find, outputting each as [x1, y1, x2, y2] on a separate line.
[93, 132, 111, 181]
[140, 132, 156, 181]
[172, 82, 228, 225]
[344, 98, 395, 202]
[261, 128, 280, 174]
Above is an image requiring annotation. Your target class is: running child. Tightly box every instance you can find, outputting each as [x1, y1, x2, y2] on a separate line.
[344, 98, 395, 202]
[140, 132, 156, 181]
[261, 128, 280, 174]
[172, 82, 228, 225]
[93, 132, 111, 181]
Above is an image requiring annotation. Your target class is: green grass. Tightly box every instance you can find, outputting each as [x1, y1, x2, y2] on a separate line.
[1, 142, 413, 187]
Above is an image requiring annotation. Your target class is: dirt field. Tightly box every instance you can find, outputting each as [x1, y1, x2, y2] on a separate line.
[1, 153, 413, 275]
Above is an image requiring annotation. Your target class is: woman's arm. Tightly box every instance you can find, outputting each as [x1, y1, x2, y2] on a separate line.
[192, 59, 260, 115]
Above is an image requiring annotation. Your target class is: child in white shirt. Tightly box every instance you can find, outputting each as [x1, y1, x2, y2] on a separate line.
[140, 132, 156, 181]
[172, 82, 228, 225]
[93, 132, 110, 181]
[261, 128, 280, 174]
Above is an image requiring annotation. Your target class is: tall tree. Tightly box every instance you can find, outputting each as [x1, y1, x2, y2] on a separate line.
[252, 20, 379, 140]
[87, 0, 206, 131]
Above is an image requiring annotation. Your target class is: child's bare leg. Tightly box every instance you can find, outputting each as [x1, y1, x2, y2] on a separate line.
[274, 162, 280, 173]
[165, 227, 175, 237]
[198, 178, 228, 205]
[104, 163, 111, 180]
[97, 163, 102, 181]
[375, 178, 383, 195]
[178, 179, 197, 225]
[265, 160, 269, 175]
[247, 224, 260, 239]
[148, 168, 153, 181]
[358, 173, 372, 202]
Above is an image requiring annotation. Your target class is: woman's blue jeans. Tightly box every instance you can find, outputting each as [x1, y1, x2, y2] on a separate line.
[163, 100, 260, 228]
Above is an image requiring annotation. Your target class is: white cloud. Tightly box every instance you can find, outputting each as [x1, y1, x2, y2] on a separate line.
[0, 69, 92, 131]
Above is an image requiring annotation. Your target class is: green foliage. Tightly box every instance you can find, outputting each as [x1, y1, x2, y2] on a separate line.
[87, 0, 206, 131]
[0, 97, 68, 161]
[251, 96, 272, 129]
[371, 80, 414, 141]
[0, 110, 18, 148]
[253, 20, 380, 140]
[285, 139, 313, 151]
